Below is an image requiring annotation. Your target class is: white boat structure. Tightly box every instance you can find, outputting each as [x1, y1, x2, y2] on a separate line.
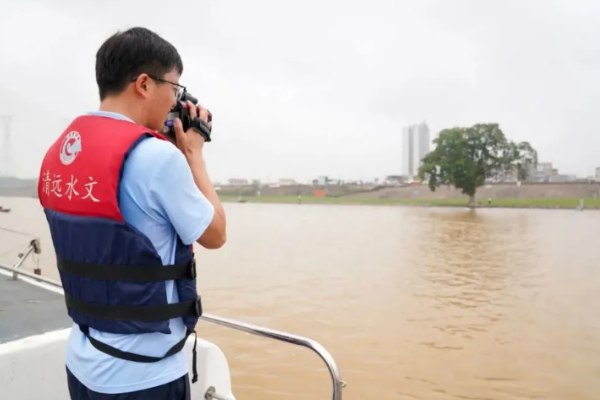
[0, 235, 345, 400]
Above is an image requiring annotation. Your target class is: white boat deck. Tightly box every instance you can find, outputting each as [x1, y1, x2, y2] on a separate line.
[0, 273, 71, 344]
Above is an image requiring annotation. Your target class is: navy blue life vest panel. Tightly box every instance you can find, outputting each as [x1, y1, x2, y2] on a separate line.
[45, 208, 189, 334]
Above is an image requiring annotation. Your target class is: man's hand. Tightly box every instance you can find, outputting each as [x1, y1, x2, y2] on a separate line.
[173, 101, 211, 159]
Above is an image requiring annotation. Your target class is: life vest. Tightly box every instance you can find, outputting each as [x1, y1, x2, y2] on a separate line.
[37, 115, 202, 382]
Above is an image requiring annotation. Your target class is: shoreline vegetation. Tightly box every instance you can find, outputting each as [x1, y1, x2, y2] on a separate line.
[218, 195, 599, 210]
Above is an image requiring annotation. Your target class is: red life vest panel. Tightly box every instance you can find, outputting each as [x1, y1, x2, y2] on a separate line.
[38, 115, 201, 382]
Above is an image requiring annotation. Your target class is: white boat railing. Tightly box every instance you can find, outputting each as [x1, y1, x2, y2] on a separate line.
[0, 240, 346, 400]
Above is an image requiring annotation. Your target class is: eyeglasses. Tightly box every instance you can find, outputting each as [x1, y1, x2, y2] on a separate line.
[130, 74, 187, 101]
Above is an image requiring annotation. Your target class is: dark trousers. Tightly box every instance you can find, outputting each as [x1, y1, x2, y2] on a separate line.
[66, 367, 191, 400]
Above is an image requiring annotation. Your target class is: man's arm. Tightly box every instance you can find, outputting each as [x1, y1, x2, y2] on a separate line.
[171, 101, 227, 249]
[186, 156, 227, 249]
[150, 146, 225, 249]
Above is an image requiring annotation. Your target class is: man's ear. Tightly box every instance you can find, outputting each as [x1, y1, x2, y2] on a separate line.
[133, 73, 151, 98]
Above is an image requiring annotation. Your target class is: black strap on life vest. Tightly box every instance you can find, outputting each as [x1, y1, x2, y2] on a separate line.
[59, 255, 201, 321]
[63, 293, 202, 321]
[79, 325, 199, 383]
[57, 256, 197, 281]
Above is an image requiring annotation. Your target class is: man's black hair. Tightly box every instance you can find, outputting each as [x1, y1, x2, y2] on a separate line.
[95, 27, 183, 100]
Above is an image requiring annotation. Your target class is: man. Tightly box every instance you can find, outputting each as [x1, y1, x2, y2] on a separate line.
[37, 27, 226, 400]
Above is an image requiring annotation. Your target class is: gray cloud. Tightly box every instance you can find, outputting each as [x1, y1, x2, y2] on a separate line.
[1, 0, 598, 181]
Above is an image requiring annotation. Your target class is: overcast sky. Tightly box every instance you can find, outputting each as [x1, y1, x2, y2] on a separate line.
[0, 0, 598, 182]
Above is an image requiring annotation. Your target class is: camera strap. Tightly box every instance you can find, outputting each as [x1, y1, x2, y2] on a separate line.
[189, 117, 212, 142]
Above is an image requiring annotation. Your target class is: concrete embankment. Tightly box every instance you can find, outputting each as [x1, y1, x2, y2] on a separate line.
[341, 182, 600, 200]
[218, 182, 600, 200]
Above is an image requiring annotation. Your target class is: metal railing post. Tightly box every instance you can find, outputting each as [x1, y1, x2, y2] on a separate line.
[10, 242, 37, 280]
[200, 313, 345, 400]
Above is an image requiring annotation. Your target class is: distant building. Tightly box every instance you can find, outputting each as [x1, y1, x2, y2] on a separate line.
[227, 178, 248, 186]
[527, 162, 555, 182]
[384, 175, 409, 185]
[278, 178, 296, 186]
[596, 167, 600, 181]
[312, 177, 342, 186]
[316, 176, 328, 185]
[551, 174, 577, 183]
[401, 122, 430, 178]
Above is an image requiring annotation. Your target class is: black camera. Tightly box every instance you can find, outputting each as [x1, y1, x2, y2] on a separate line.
[163, 91, 212, 142]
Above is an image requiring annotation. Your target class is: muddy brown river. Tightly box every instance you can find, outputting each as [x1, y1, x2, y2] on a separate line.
[1, 197, 599, 399]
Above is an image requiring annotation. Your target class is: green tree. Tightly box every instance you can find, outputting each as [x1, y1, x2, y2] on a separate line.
[418, 123, 537, 206]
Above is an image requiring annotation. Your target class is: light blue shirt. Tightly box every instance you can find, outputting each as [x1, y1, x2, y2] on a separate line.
[65, 111, 215, 394]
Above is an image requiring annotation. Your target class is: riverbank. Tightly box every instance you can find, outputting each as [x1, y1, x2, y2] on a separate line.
[218, 195, 600, 209]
